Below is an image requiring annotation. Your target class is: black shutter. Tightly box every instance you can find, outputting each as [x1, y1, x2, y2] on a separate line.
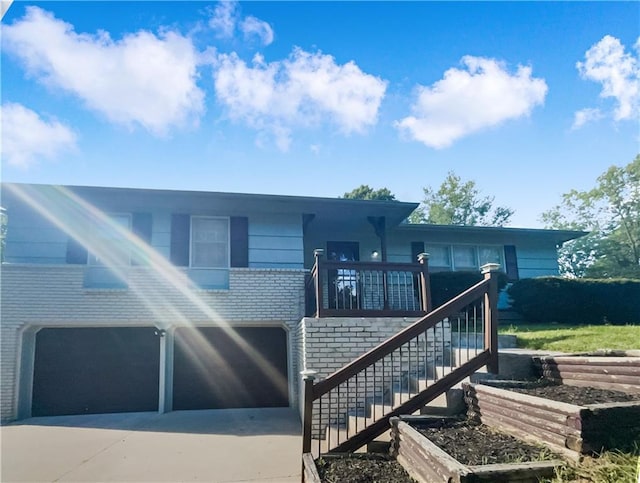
[132, 213, 152, 266]
[504, 245, 519, 281]
[66, 237, 87, 264]
[170, 214, 190, 266]
[411, 241, 425, 262]
[230, 217, 249, 267]
[132, 213, 152, 243]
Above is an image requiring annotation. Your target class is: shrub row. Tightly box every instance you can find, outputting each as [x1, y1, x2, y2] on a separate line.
[506, 277, 640, 324]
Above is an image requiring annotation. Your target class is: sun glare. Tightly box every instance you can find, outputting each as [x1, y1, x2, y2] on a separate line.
[6, 184, 288, 404]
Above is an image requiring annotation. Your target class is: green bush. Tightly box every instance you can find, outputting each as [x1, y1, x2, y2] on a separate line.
[430, 271, 507, 308]
[507, 277, 640, 324]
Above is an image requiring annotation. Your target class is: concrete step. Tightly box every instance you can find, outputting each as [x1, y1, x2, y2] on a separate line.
[451, 332, 517, 349]
[420, 388, 465, 416]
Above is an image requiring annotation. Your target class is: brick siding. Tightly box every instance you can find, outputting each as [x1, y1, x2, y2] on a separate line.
[0, 264, 305, 423]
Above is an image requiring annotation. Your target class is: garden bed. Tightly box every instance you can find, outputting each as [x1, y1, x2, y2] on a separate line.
[533, 351, 640, 394]
[389, 416, 563, 483]
[464, 381, 640, 458]
[303, 452, 415, 483]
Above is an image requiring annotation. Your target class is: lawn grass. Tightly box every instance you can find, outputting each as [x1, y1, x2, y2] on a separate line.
[546, 448, 640, 483]
[498, 323, 640, 353]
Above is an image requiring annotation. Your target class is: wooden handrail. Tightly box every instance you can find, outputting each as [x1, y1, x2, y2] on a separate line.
[318, 259, 424, 272]
[305, 264, 317, 288]
[313, 277, 490, 398]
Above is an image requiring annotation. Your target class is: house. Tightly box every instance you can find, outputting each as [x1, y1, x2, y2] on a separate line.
[0, 182, 585, 424]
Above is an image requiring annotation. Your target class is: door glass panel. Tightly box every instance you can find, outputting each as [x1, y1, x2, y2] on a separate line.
[326, 241, 359, 309]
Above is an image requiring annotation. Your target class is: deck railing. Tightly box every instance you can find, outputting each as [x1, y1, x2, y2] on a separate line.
[301, 264, 500, 458]
[304, 250, 432, 318]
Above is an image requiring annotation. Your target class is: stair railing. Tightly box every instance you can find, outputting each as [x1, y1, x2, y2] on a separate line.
[304, 249, 432, 317]
[301, 263, 500, 457]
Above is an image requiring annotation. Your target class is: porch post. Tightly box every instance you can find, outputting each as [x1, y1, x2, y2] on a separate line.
[301, 369, 317, 456]
[157, 327, 174, 413]
[417, 253, 432, 312]
[17, 326, 40, 420]
[481, 263, 500, 374]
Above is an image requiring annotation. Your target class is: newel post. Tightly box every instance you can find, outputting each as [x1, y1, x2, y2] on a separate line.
[301, 370, 317, 456]
[417, 253, 432, 313]
[313, 249, 324, 318]
[481, 263, 500, 374]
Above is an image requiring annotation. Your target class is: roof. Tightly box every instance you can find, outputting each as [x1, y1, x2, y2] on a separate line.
[1, 183, 588, 243]
[1, 182, 419, 227]
[398, 223, 587, 245]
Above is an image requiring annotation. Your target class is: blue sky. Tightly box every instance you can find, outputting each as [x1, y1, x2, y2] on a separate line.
[1, 1, 639, 227]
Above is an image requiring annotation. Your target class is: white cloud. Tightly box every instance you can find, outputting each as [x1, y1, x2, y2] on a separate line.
[208, 1, 237, 39]
[576, 35, 639, 124]
[2, 6, 204, 136]
[213, 48, 387, 150]
[395, 56, 548, 149]
[572, 108, 604, 130]
[240, 16, 274, 46]
[208, 2, 273, 46]
[1, 102, 77, 168]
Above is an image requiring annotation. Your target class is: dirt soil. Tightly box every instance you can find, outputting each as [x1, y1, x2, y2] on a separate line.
[494, 381, 640, 405]
[413, 418, 559, 466]
[315, 453, 415, 483]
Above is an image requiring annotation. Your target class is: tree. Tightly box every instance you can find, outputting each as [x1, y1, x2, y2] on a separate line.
[542, 155, 640, 279]
[342, 185, 396, 201]
[409, 171, 513, 226]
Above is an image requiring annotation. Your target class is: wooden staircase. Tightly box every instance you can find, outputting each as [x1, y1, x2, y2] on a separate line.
[301, 265, 502, 457]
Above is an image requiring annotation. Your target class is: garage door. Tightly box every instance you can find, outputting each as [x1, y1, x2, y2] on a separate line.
[32, 327, 160, 417]
[173, 327, 288, 410]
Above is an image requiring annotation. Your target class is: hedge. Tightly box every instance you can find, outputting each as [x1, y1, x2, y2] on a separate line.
[430, 271, 508, 309]
[507, 277, 640, 324]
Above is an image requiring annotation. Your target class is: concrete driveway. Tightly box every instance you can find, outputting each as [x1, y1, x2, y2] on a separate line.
[1, 408, 302, 482]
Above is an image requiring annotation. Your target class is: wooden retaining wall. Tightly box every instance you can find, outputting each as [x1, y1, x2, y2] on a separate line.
[389, 417, 561, 483]
[464, 382, 640, 458]
[533, 355, 640, 395]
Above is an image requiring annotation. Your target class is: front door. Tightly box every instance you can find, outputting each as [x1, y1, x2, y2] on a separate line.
[326, 241, 359, 309]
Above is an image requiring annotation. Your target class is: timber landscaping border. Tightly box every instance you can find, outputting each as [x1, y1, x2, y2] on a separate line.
[533, 351, 640, 394]
[464, 381, 640, 459]
[388, 417, 562, 483]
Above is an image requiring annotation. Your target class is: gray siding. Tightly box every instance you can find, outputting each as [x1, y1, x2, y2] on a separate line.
[3, 202, 68, 264]
[514, 246, 560, 278]
[248, 214, 303, 269]
[387, 230, 560, 279]
[3, 202, 304, 270]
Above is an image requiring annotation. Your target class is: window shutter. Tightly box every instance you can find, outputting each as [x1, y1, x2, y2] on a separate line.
[504, 245, 519, 281]
[411, 241, 425, 262]
[66, 237, 87, 264]
[132, 213, 152, 243]
[131, 213, 152, 266]
[170, 214, 190, 266]
[230, 217, 249, 267]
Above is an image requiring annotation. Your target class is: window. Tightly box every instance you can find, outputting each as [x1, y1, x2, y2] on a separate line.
[190, 217, 229, 268]
[479, 246, 502, 266]
[425, 244, 451, 268]
[453, 245, 477, 269]
[420, 243, 505, 271]
[88, 213, 132, 266]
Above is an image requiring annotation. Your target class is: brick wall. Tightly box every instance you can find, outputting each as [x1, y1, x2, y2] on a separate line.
[0, 264, 305, 423]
